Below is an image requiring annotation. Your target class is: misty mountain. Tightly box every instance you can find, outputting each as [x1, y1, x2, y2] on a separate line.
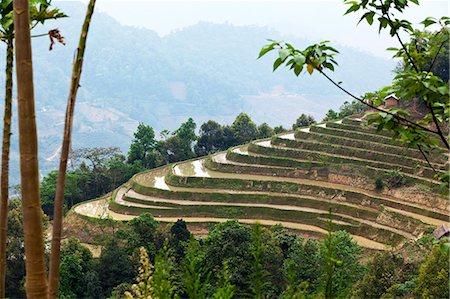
[0, 1, 395, 183]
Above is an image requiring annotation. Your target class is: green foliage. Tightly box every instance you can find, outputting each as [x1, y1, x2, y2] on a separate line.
[383, 169, 407, 189]
[98, 239, 135, 297]
[128, 123, 161, 169]
[415, 243, 450, 298]
[249, 223, 270, 298]
[181, 238, 209, 299]
[374, 176, 384, 191]
[125, 247, 154, 299]
[152, 244, 178, 299]
[273, 125, 288, 134]
[170, 219, 191, 262]
[231, 113, 259, 144]
[59, 238, 101, 299]
[213, 262, 235, 299]
[351, 252, 405, 298]
[120, 213, 159, 258]
[323, 109, 339, 122]
[283, 239, 321, 294]
[292, 114, 316, 130]
[257, 122, 275, 139]
[259, 39, 339, 76]
[5, 199, 25, 298]
[204, 221, 252, 296]
[320, 229, 364, 298]
[337, 101, 366, 118]
[195, 120, 226, 156]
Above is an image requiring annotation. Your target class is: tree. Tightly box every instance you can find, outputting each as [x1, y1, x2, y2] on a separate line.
[320, 231, 364, 298]
[152, 244, 178, 299]
[231, 113, 258, 144]
[259, 0, 450, 185]
[13, 0, 48, 296]
[204, 221, 252, 296]
[283, 239, 321, 294]
[127, 213, 159, 257]
[351, 252, 405, 298]
[257, 123, 275, 139]
[195, 120, 225, 156]
[128, 123, 160, 168]
[162, 118, 198, 162]
[4, 199, 25, 298]
[40, 171, 82, 217]
[415, 243, 449, 298]
[58, 238, 101, 299]
[337, 100, 366, 118]
[322, 109, 339, 122]
[292, 114, 316, 130]
[249, 223, 270, 298]
[49, 0, 97, 290]
[213, 262, 235, 299]
[273, 125, 287, 134]
[181, 238, 209, 299]
[170, 219, 191, 262]
[0, 1, 65, 295]
[98, 239, 135, 297]
[125, 247, 154, 299]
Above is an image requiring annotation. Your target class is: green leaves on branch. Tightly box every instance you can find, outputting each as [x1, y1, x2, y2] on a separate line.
[258, 40, 339, 76]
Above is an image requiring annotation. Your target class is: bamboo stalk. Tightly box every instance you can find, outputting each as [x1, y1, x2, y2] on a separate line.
[13, 0, 48, 297]
[0, 37, 13, 298]
[48, 0, 97, 297]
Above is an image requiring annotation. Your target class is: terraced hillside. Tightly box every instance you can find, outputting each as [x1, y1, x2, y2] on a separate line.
[74, 118, 449, 251]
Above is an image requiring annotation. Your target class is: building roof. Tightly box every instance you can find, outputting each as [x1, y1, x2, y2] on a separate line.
[384, 94, 399, 101]
[433, 224, 450, 239]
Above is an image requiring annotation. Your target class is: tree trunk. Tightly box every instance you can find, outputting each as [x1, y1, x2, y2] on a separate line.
[48, 0, 97, 298]
[0, 37, 13, 298]
[13, 0, 48, 297]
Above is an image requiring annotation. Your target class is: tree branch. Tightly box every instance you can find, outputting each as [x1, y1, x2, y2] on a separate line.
[417, 144, 438, 175]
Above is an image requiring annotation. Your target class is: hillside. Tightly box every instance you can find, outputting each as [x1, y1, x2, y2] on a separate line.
[0, 1, 395, 184]
[74, 117, 448, 251]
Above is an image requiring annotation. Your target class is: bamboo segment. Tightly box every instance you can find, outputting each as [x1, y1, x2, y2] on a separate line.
[48, 0, 97, 298]
[0, 38, 13, 299]
[13, 0, 48, 297]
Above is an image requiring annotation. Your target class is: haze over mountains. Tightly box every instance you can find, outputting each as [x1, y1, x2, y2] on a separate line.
[0, 1, 395, 183]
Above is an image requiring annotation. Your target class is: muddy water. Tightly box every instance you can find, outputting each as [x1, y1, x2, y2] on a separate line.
[232, 146, 249, 155]
[74, 198, 108, 218]
[279, 133, 296, 140]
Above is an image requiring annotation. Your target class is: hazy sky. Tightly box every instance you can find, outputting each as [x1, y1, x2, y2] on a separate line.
[57, 0, 448, 58]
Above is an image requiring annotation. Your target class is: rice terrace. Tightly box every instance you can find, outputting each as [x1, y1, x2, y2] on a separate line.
[75, 117, 449, 251]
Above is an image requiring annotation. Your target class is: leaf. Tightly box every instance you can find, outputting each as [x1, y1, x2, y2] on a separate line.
[344, 4, 360, 15]
[278, 48, 291, 61]
[307, 64, 314, 75]
[421, 17, 437, 28]
[293, 54, 306, 66]
[365, 12, 375, 25]
[437, 86, 449, 95]
[273, 58, 283, 72]
[258, 44, 275, 59]
[294, 64, 303, 76]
